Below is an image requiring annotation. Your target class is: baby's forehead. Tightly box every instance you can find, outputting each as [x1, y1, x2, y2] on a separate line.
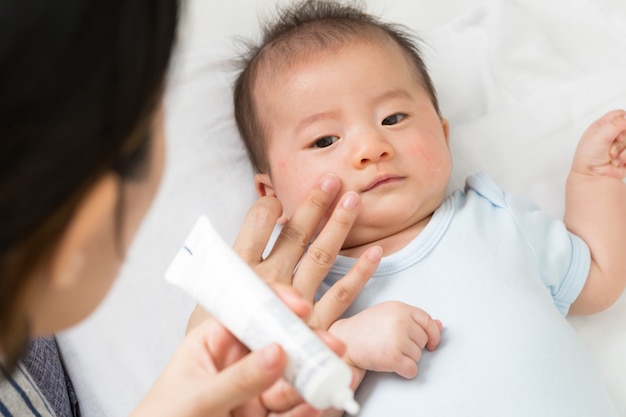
[251, 35, 426, 131]
[253, 31, 412, 87]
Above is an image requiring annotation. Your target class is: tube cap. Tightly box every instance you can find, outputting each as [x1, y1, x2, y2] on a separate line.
[334, 389, 360, 415]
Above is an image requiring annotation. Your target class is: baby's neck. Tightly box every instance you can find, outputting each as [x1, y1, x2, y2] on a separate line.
[339, 214, 432, 258]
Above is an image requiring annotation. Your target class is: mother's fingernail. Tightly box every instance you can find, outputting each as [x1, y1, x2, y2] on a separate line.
[367, 246, 383, 262]
[342, 191, 359, 209]
[320, 174, 339, 193]
[259, 343, 282, 369]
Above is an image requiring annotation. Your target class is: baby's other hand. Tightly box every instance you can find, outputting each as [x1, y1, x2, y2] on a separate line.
[329, 301, 442, 379]
[573, 109, 626, 179]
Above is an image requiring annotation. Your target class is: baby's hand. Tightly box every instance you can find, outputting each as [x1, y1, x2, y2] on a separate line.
[329, 301, 442, 379]
[572, 109, 626, 179]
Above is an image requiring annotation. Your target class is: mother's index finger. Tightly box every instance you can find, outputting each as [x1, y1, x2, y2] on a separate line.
[264, 175, 341, 283]
[292, 191, 360, 299]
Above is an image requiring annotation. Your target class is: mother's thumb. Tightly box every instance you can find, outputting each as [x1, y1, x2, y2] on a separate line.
[202, 344, 287, 415]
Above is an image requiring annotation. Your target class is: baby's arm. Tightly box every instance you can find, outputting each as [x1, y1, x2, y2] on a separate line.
[320, 301, 441, 417]
[566, 110, 626, 314]
[329, 301, 442, 379]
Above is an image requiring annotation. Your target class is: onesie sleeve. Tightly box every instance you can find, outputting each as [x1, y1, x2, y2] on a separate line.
[466, 173, 590, 316]
[504, 191, 591, 316]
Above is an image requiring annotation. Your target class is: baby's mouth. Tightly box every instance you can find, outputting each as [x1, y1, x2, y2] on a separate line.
[362, 174, 404, 192]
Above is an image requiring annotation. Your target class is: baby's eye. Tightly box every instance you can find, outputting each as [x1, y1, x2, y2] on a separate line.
[312, 136, 339, 148]
[381, 113, 407, 126]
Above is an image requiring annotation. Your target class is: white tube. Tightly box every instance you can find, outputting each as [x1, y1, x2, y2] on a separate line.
[165, 215, 359, 415]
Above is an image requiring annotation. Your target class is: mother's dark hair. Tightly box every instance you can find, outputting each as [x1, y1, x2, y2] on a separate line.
[0, 0, 178, 367]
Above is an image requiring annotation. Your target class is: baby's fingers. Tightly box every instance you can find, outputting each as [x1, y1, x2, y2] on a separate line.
[586, 110, 626, 142]
[410, 309, 443, 352]
[609, 129, 626, 167]
[394, 355, 419, 379]
[572, 110, 626, 177]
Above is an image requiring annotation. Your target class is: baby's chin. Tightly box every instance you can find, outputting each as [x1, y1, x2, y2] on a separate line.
[338, 231, 386, 258]
[341, 220, 429, 258]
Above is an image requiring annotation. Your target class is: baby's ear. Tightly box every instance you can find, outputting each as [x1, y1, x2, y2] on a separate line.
[254, 173, 288, 224]
[441, 117, 450, 145]
[254, 173, 276, 197]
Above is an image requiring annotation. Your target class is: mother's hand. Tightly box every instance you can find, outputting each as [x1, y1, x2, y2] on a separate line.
[136, 286, 342, 417]
[183, 174, 380, 415]
[188, 174, 382, 331]
[232, 174, 382, 329]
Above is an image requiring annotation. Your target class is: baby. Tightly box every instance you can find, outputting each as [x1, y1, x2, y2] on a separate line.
[232, 1, 626, 415]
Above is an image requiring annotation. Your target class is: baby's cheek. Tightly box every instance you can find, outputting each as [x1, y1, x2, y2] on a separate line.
[406, 143, 435, 166]
[273, 169, 309, 217]
[407, 142, 450, 172]
[276, 159, 288, 170]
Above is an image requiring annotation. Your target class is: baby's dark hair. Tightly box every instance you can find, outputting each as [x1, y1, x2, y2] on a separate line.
[233, 0, 440, 174]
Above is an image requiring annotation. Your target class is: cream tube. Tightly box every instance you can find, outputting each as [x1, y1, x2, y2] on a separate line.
[165, 215, 359, 415]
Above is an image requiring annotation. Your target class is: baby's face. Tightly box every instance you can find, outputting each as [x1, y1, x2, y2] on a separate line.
[254, 39, 451, 254]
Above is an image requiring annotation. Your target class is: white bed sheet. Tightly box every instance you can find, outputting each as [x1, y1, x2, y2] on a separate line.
[57, 0, 626, 416]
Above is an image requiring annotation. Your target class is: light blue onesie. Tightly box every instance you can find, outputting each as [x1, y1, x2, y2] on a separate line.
[320, 172, 617, 417]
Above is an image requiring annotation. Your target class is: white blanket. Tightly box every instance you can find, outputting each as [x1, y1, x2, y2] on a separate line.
[57, 0, 626, 415]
